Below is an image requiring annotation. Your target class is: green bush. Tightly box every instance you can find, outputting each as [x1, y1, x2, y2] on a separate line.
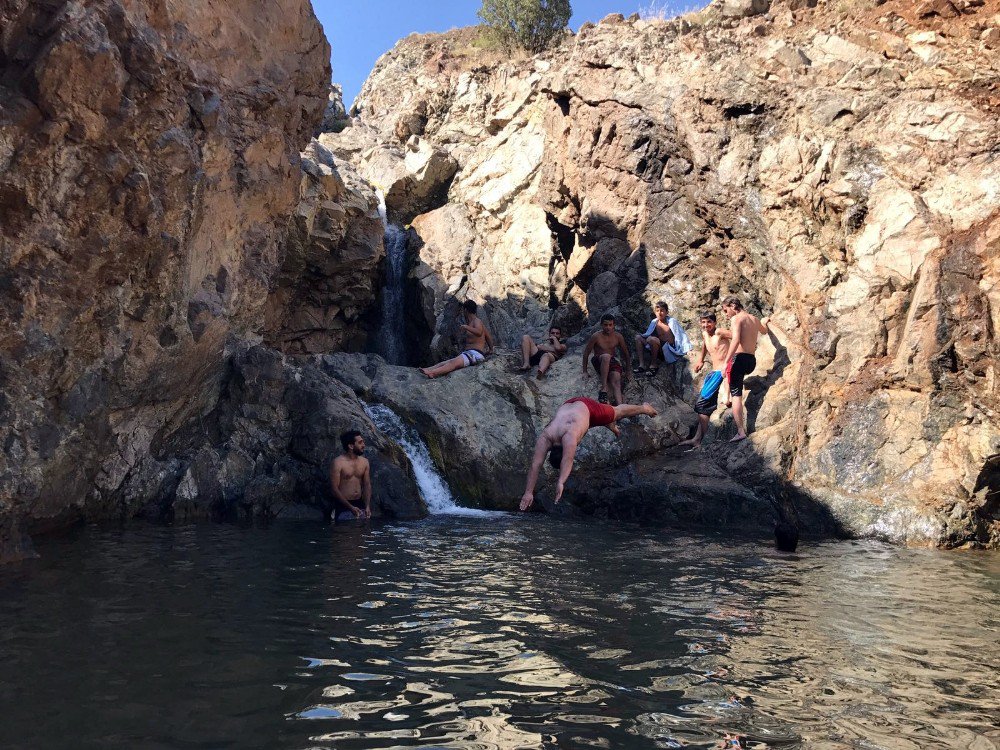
[477, 0, 572, 53]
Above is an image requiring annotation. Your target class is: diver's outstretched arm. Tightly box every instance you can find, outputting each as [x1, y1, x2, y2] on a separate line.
[519, 435, 551, 511]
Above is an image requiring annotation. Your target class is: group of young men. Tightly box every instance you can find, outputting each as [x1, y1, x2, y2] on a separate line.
[331, 296, 771, 520]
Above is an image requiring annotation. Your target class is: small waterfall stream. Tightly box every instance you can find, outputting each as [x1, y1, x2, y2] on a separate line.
[363, 402, 493, 516]
[374, 191, 407, 365]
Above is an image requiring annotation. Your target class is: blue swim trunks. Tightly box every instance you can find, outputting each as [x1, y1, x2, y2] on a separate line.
[695, 370, 724, 415]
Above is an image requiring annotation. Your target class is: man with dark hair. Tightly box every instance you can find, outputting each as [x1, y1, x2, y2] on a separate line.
[330, 430, 371, 520]
[419, 299, 495, 379]
[519, 324, 567, 378]
[581, 315, 632, 405]
[519, 397, 657, 510]
[720, 296, 769, 442]
[774, 521, 799, 552]
[678, 311, 732, 450]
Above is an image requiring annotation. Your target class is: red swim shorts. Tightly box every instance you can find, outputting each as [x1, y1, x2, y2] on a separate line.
[564, 396, 616, 428]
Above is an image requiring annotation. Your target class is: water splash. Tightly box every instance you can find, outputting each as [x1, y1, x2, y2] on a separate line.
[374, 190, 407, 366]
[363, 401, 493, 516]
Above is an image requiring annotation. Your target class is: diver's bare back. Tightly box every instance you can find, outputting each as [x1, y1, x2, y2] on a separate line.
[333, 455, 368, 502]
[543, 401, 591, 445]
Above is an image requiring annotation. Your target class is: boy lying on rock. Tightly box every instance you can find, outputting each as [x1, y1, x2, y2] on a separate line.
[519, 396, 657, 511]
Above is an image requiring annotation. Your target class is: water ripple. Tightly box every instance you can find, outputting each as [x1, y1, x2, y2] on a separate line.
[0, 519, 997, 749]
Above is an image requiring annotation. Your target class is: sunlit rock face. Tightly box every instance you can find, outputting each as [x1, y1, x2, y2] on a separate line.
[320, 2, 999, 547]
[0, 0, 331, 557]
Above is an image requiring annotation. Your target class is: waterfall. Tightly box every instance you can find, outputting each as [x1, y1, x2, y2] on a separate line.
[363, 402, 493, 516]
[374, 190, 407, 365]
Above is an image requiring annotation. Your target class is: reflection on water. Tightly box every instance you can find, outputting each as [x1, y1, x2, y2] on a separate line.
[1, 517, 998, 749]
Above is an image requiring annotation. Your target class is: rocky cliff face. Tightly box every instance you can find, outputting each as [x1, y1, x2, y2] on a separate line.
[0, 0, 426, 560]
[321, 0, 999, 546]
[263, 139, 386, 355]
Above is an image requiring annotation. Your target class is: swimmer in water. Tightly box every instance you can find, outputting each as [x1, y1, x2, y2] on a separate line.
[519, 397, 657, 510]
[330, 430, 371, 521]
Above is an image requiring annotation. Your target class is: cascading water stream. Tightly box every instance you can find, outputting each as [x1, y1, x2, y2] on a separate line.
[374, 190, 407, 365]
[363, 401, 493, 516]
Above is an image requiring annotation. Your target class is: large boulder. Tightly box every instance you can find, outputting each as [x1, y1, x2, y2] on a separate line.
[263, 140, 385, 354]
[0, 0, 330, 557]
[356, 136, 458, 224]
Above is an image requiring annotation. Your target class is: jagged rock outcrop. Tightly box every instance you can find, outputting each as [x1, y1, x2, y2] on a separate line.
[320, 0, 1000, 546]
[0, 0, 331, 559]
[263, 140, 386, 354]
[148, 345, 425, 522]
[320, 84, 351, 133]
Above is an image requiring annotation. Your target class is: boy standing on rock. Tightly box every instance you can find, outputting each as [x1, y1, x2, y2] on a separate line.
[720, 296, 769, 442]
[330, 430, 371, 520]
[582, 314, 632, 405]
[419, 299, 495, 379]
[519, 397, 658, 511]
[678, 312, 732, 450]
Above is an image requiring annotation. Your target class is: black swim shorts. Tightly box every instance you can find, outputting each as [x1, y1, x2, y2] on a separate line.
[728, 353, 757, 397]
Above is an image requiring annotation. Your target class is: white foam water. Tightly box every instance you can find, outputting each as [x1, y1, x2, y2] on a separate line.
[363, 402, 494, 516]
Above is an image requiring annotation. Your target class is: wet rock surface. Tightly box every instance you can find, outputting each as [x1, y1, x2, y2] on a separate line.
[319, 0, 1000, 547]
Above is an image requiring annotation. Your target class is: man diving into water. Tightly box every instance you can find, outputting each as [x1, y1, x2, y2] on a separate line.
[519, 397, 657, 511]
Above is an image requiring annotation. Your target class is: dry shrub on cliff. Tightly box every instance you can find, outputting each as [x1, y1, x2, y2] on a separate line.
[639, 0, 686, 19]
[478, 0, 573, 52]
[639, 0, 714, 25]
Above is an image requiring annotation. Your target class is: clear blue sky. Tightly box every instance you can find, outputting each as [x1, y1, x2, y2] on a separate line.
[313, 0, 695, 107]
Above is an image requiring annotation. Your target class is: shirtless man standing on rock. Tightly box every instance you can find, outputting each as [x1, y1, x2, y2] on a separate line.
[582, 314, 632, 405]
[678, 312, 732, 450]
[519, 397, 657, 511]
[330, 430, 371, 520]
[720, 296, 769, 442]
